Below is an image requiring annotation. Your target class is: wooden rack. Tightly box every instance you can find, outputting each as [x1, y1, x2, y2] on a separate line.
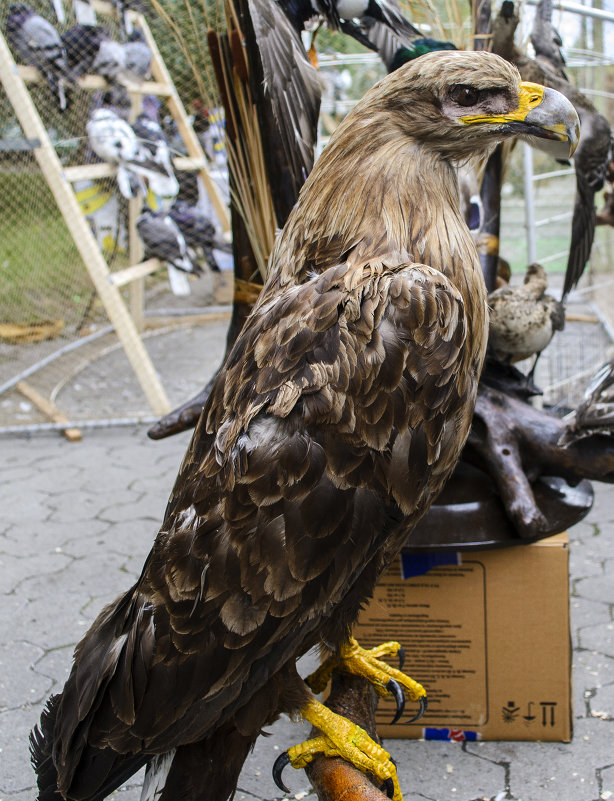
[0, 2, 230, 429]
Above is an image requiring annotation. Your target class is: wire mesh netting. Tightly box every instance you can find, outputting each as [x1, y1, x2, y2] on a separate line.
[0, 0, 235, 430]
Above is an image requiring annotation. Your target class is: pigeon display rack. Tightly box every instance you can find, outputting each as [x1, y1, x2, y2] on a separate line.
[0, 0, 230, 438]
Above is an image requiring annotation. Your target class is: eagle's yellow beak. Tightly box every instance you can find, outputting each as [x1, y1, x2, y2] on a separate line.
[461, 82, 580, 160]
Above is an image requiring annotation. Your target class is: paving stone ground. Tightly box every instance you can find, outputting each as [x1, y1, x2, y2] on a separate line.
[2, 418, 614, 801]
[2, 426, 614, 801]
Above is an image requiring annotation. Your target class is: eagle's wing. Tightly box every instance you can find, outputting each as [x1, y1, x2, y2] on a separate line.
[50, 259, 469, 798]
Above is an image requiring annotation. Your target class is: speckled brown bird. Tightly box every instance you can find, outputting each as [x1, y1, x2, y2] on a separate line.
[30, 51, 579, 801]
[488, 262, 565, 381]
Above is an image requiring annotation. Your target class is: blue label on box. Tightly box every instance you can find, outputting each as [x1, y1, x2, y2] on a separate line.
[401, 552, 461, 580]
[423, 727, 480, 742]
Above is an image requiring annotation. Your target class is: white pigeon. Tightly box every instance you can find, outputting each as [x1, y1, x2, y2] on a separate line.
[86, 107, 144, 198]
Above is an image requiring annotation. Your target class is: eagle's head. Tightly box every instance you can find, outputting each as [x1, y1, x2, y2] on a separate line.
[365, 50, 579, 162]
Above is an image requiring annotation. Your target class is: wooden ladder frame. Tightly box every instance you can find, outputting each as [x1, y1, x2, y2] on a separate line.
[0, 2, 230, 419]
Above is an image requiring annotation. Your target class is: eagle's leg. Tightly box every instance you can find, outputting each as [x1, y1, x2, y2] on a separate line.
[306, 636, 427, 723]
[273, 697, 402, 801]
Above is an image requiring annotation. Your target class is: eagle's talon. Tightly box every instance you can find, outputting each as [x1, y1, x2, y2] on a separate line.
[386, 678, 405, 724]
[272, 751, 292, 793]
[382, 777, 395, 798]
[397, 646, 405, 672]
[408, 695, 428, 723]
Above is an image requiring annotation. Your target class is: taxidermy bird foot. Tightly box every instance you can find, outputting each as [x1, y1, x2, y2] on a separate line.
[305, 637, 427, 724]
[273, 697, 402, 801]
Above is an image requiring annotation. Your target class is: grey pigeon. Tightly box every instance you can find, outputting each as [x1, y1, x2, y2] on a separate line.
[131, 113, 179, 202]
[137, 209, 202, 295]
[61, 23, 107, 77]
[170, 201, 230, 272]
[136, 210, 201, 275]
[5, 3, 74, 110]
[92, 37, 126, 82]
[86, 107, 144, 198]
[123, 29, 151, 81]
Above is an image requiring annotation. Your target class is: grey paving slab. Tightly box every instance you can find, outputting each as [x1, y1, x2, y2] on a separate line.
[571, 598, 612, 649]
[1, 425, 614, 801]
[0, 641, 49, 712]
[388, 739, 508, 801]
[580, 621, 614, 656]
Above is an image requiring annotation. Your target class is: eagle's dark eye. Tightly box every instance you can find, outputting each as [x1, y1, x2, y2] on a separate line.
[451, 85, 481, 107]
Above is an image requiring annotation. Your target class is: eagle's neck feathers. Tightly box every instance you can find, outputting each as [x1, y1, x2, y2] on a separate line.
[267, 112, 484, 324]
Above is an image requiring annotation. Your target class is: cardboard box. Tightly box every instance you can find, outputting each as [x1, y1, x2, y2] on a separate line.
[353, 533, 571, 742]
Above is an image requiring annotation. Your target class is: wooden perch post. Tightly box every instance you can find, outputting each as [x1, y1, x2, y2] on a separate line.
[305, 674, 391, 801]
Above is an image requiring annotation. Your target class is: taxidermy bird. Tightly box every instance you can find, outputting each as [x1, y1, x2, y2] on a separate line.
[87, 109, 178, 202]
[386, 37, 458, 72]
[330, 0, 456, 72]
[278, 0, 422, 54]
[123, 29, 151, 81]
[562, 359, 614, 444]
[61, 24, 151, 84]
[509, 0, 612, 299]
[86, 107, 144, 198]
[91, 36, 128, 82]
[5, 3, 74, 110]
[597, 154, 614, 226]
[136, 209, 201, 295]
[30, 51, 578, 801]
[61, 24, 108, 77]
[246, 0, 323, 220]
[531, 0, 567, 79]
[169, 201, 229, 272]
[488, 262, 565, 383]
[131, 113, 179, 202]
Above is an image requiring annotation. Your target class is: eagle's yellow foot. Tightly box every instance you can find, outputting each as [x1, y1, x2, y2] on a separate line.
[273, 698, 402, 801]
[306, 636, 427, 723]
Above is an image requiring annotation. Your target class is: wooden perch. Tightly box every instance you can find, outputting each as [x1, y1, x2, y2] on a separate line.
[16, 381, 82, 442]
[305, 673, 391, 801]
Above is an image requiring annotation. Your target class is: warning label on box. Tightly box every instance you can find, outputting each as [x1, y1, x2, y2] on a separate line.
[353, 560, 488, 728]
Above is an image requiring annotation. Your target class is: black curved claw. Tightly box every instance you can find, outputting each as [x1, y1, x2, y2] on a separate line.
[407, 695, 428, 723]
[386, 678, 405, 724]
[272, 751, 292, 794]
[381, 777, 395, 799]
[397, 646, 405, 672]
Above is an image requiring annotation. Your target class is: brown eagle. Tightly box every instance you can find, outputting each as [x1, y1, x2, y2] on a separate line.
[31, 50, 578, 801]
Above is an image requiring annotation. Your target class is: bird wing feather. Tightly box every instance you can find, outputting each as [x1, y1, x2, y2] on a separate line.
[513, 54, 612, 298]
[563, 110, 611, 297]
[249, 0, 322, 191]
[51, 258, 469, 796]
